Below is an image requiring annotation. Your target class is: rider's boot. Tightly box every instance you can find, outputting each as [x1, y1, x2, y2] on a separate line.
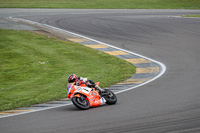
[95, 85, 104, 92]
[95, 85, 104, 98]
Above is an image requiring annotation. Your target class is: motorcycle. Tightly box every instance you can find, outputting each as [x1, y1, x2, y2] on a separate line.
[67, 82, 117, 110]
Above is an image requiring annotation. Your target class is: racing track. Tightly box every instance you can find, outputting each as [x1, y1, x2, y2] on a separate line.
[1, 9, 200, 133]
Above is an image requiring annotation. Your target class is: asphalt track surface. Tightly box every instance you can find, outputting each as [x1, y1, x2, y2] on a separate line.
[1, 9, 200, 133]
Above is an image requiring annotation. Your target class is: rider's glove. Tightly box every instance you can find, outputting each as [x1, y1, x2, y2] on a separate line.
[76, 81, 83, 86]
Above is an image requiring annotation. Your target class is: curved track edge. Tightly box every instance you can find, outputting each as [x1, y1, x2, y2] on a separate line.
[0, 17, 166, 118]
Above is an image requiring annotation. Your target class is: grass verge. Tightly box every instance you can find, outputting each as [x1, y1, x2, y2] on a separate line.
[0, 29, 136, 111]
[182, 14, 200, 17]
[0, 0, 200, 9]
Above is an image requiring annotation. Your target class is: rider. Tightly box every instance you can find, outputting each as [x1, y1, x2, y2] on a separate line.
[68, 74, 104, 93]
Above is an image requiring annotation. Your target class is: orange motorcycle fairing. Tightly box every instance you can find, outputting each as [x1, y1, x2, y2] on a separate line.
[74, 94, 81, 98]
[87, 90, 101, 107]
[67, 82, 109, 110]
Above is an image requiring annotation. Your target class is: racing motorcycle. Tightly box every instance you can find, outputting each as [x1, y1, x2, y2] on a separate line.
[67, 82, 117, 110]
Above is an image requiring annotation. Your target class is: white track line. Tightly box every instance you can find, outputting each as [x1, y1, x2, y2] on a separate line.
[1, 17, 166, 119]
[0, 103, 73, 119]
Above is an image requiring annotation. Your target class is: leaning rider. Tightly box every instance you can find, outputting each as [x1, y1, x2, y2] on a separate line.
[68, 74, 104, 93]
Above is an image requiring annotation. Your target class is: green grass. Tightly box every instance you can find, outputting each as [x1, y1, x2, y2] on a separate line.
[182, 14, 200, 17]
[0, 29, 136, 111]
[0, 0, 200, 9]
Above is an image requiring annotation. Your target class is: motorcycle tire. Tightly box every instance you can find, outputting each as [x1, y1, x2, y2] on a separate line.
[72, 96, 90, 110]
[103, 89, 117, 105]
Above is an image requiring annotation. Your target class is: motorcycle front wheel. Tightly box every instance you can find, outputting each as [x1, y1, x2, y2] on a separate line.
[72, 96, 90, 110]
[103, 89, 117, 105]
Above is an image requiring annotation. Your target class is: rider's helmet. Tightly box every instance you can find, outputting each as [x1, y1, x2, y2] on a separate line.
[68, 74, 78, 83]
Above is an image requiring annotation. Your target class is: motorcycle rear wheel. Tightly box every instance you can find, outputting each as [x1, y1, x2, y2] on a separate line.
[72, 96, 90, 110]
[103, 89, 117, 105]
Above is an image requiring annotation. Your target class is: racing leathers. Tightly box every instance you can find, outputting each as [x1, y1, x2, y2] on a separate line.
[75, 77, 104, 93]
